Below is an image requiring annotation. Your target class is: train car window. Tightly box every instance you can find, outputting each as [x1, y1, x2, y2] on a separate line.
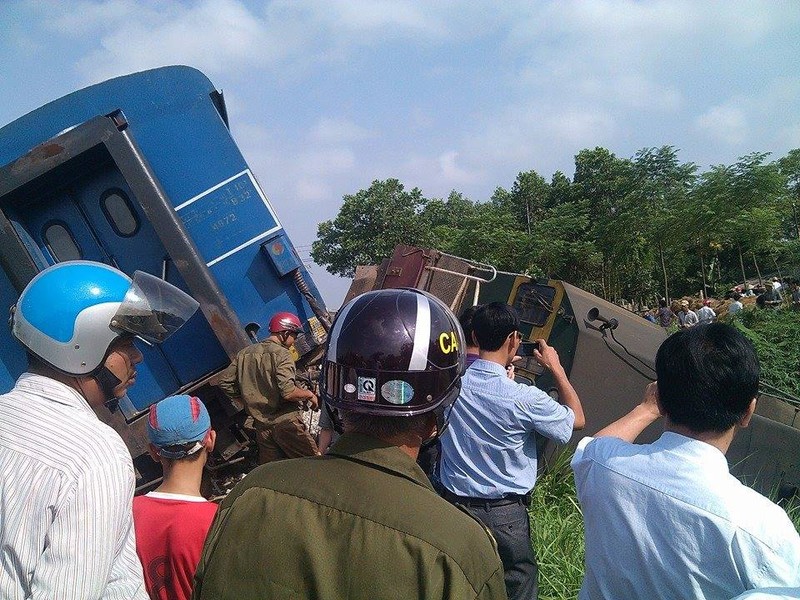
[43, 221, 82, 261]
[101, 189, 139, 237]
[513, 282, 557, 327]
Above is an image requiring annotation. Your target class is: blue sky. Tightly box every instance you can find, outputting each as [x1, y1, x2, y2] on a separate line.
[2, 0, 799, 308]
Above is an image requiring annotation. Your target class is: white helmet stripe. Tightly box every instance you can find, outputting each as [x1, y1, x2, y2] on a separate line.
[409, 292, 431, 370]
[327, 292, 359, 361]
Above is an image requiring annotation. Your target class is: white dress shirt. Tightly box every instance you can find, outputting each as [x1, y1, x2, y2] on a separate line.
[571, 432, 800, 600]
[697, 305, 716, 323]
[0, 373, 147, 599]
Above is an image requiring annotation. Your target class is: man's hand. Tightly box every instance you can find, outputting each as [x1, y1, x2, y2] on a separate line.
[640, 382, 662, 420]
[306, 393, 319, 411]
[594, 381, 662, 441]
[532, 339, 564, 374]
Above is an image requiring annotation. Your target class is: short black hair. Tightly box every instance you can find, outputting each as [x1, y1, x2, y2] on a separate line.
[458, 305, 482, 347]
[472, 302, 519, 352]
[340, 410, 429, 440]
[655, 323, 759, 433]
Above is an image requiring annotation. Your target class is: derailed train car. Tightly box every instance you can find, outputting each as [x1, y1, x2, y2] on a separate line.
[347, 244, 800, 498]
[0, 66, 328, 493]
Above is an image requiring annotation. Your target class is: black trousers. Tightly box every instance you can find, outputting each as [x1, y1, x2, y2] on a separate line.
[444, 493, 538, 600]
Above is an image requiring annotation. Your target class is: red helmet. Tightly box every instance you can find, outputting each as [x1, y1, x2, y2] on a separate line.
[321, 288, 465, 417]
[269, 312, 302, 334]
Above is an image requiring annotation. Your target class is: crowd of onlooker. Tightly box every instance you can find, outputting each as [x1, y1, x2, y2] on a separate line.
[641, 276, 800, 327]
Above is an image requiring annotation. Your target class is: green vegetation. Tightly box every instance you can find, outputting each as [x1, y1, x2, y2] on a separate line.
[313, 147, 800, 306]
[733, 308, 800, 398]
[530, 450, 584, 600]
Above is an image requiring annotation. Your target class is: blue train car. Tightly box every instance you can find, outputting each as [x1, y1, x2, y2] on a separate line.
[0, 66, 329, 491]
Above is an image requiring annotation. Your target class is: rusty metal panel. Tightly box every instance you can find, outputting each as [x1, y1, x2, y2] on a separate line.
[381, 245, 432, 289]
[423, 253, 474, 311]
[342, 265, 380, 305]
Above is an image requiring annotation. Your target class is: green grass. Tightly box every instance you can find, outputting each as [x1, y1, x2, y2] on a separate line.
[529, 449, 800, 600]
[529, 450, 584, 600]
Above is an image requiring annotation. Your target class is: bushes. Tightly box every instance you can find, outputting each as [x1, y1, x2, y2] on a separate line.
[733, 307, 800, 398]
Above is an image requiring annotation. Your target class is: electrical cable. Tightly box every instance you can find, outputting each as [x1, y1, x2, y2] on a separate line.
[608, 328, 658, 376]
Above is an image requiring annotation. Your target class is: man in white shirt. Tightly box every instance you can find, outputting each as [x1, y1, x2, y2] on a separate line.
[697, 299, 716, 323]
[729, 293, 744, 316]
[678, 299, 699, 328]
[0, 261, 198, 600]
[571, 323, 800, 600]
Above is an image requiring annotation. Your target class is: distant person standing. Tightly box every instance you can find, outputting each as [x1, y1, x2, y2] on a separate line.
[697, 299, 716, 324]
[657, 298, 674, 329]
[133, 395, 218, 600]
[217, 312, 320, 463]
[790, 281, 800, 310]
[679, 300, 699, 328]
[729, 293, 744, 316]
[761, 282, 782, 309]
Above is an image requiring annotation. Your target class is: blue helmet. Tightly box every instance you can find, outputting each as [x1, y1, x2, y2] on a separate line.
[11, 260, 199, 375]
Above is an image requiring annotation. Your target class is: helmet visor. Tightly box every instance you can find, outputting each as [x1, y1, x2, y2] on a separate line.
[110, 271, 200, 343]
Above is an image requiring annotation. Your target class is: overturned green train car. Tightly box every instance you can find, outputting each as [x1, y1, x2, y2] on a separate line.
[347, 244, 800, 498]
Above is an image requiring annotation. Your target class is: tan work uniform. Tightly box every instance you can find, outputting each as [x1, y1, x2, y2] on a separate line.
[216, 339, 317, 463]
[192, 433, 508, 600]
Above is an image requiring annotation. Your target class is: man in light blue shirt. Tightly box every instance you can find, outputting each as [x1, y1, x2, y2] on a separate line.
[439, 302, 585, 600]
[571, 323, 800, 599]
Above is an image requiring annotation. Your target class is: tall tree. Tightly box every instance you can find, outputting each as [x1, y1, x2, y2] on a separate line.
[491, 170, 550, 235]
[571, 148, 636, 300]
[632, 146, 697, 301]
[777, 149, 800, 239]
[311, 179, 432, 277]
[695, 154, 784, 287]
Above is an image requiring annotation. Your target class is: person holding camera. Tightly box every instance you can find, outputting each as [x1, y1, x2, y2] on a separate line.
[571, 324, 800, 599]
[438, 302, 585, 600]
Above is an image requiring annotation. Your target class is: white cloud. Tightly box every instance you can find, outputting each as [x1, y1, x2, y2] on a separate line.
[295, 178, 331, 203]
[310, 118, 374, 144]
[438, 151, 480, 185]
[694, 105, 748, 146]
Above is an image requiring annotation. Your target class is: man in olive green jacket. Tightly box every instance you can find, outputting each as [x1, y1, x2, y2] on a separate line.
[216, 311, 319, 463]
[193, 289, 507, 600]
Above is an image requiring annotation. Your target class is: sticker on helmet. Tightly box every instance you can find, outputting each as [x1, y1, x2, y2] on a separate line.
[439, 331, 459, 354]
[382, 380, 414, 405]
[358, 377, 376, 402]
[344, 383, 356, 394]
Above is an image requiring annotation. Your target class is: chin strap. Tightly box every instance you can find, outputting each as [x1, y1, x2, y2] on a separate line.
[94, 366, 122, 412]
[420, 398, 455, 451]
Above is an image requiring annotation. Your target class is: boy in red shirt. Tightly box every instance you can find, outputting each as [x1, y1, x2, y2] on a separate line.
[133, 395, 218, 600]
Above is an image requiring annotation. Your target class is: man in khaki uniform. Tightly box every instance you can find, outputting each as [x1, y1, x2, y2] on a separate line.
[193, 289, 507, 600]
[216, 311, 319, 463]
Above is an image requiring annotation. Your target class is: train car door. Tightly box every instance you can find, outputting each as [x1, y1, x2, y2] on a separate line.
[66, 162, 228, 383]
[6, 162, 228, 414]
